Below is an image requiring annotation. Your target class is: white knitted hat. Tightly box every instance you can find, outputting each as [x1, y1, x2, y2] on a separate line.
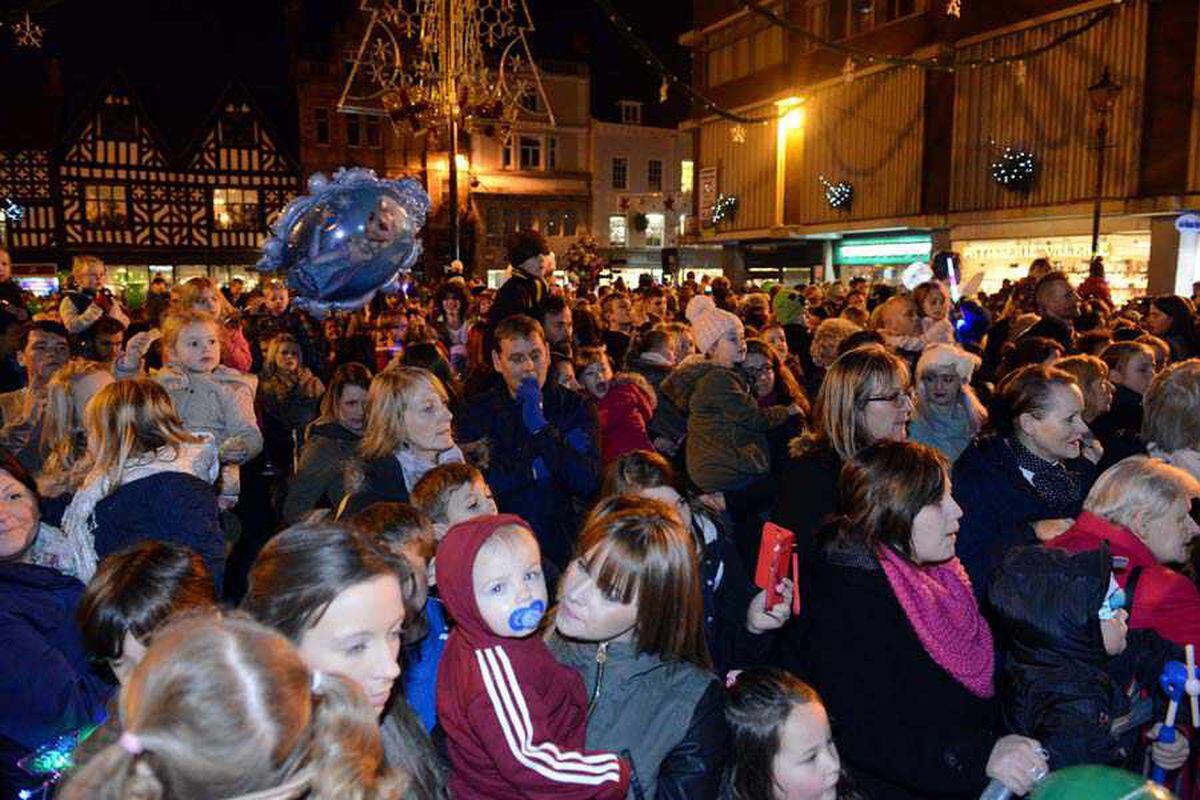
[686, 295, 743, 355]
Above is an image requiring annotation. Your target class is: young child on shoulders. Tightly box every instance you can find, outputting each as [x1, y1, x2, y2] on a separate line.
[348, 501, 447, 733]
[913, 280, 957, 346]
[436, 514, 630, 799]
[575, 346, 656, 466]
[153, 310, 262, 508]
[990, 545, 1189, 773]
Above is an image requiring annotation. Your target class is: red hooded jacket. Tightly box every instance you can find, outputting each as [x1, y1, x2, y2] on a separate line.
[435, 514, 630, 799]
[1049, 511, 1200, 647]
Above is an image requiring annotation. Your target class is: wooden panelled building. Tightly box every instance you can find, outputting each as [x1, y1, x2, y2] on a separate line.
[0, 77, 303, 300]
[682, 0, 1200, 301]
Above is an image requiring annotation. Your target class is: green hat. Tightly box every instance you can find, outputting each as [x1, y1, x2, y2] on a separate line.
[772, 287, 806, 326]
[1032, 766, 1175, 800]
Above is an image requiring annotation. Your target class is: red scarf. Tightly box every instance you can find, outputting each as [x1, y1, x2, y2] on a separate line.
[878, 546, 995, 698]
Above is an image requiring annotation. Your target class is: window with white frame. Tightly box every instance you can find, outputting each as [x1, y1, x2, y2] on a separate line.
[366, 116, 382, 148]
[678, 213, 688, 237]
[346, 114, 361, 147]
[212, 188, 260, 231]
[612, 157, 628, 190]
[619, 101, 642, 125]
[609, 215, 627, 246]
[519, 136, 541, 170]
[680, 160, 694, 193]
[647, 160, 663, 192]
[502, 136, 513, 168]
[84, 185, 128, 228]
[645, 213, 665, 247]
[563, 209, 578, 237]
[544, 211, 560, 237]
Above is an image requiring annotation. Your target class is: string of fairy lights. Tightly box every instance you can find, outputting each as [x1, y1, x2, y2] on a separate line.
[591, 0, 1124, 125]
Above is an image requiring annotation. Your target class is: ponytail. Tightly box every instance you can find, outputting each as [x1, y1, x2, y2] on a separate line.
[59, 733, 168, 800]
[307, 673, 409, 800]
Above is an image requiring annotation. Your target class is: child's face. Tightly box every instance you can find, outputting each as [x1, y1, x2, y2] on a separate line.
[78, 264, 105, 291]
[471, 526, 547, 638]
[394, 540, 430, 612]
[553, 361, 581, 392]
[276, 343, 302, 372]
[764, 327, 789, 358]
[771, 702, 842, 800]
[444, 477, 498, 527]
[579, 359, 613, 399]
[921, 287, 948, 321]
[1112, 354, 1154, 396]
[172, 322, 221, 373]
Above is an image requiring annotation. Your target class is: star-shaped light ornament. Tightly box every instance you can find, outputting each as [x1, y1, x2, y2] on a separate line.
[13, 13, 44, 48]
[946, 0, 962, 18]
[730, 124, 747, 144]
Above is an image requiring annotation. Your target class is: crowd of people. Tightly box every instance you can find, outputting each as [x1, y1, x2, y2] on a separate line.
[1, 232, 1199, 799]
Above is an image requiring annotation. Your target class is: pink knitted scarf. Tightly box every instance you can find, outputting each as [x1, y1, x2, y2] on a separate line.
[877, 546, 995, 698]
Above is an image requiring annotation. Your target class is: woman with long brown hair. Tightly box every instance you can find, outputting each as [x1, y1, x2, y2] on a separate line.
[549, 495, 728, 798]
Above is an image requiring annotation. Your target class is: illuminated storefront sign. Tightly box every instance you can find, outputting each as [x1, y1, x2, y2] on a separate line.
[834, 235, 933, 265]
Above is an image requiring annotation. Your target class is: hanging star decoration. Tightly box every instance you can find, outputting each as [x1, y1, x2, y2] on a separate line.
[842, 57, 856, 84]
[730, 124, 747, 144]
[12, 12, 44, 48]
[946, 0, 962, 18]
[819, 176, 854, 211]
[990, 145, 1037, 192]
[659, 78, 669, 103]
[1, 198, 24, 223]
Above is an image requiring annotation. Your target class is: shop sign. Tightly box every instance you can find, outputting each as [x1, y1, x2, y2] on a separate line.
[834, 235, 932, 265]
[960, 238, 1106, 263]
[1175, 213, 1200, 233]
[698, 167, 718, 225]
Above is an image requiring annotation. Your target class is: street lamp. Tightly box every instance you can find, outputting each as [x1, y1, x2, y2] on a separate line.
[1087, 67, 1121, 258]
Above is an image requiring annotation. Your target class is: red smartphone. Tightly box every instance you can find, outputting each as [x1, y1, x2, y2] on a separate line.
[755, 523, 795, 610]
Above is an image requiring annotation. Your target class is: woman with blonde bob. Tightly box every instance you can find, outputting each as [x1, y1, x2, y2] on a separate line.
[549, 495, 728, 798]
[773, 344, 912, 566]
[176, 275, 252, 371]
[37, 359, 114, 499]
[59, 380, 223, 586]
[59, 613, 408, 800]
[1049, 456, 1200, 647]
[339, 367, 460, 517]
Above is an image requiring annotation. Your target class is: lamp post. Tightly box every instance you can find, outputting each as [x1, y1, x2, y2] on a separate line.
[1087, 67, 1121, 258]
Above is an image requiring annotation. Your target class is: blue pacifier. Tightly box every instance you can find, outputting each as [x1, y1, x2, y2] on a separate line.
[508, 599, 546, 632]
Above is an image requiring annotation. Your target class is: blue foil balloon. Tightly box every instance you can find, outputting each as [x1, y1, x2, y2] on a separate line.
[257, 167, 430, 317]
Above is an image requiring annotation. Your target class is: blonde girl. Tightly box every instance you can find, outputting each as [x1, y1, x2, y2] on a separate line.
[58, 612, 408, 800]
[258, 333, 325, 482]
[177, 276, 252, 371]
[59, 380, 223, 585]
[37, 359, 114, 499]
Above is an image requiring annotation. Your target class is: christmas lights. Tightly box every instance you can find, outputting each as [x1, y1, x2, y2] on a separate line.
[712, 194, 738, 225]
[820, 176, 854, 211]
[990, 146, 1037, 192]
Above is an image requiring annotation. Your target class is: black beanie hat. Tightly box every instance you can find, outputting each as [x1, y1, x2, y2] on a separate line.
[506, 229, 550, 270]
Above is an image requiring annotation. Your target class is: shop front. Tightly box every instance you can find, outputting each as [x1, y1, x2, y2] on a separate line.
[953, 232, 1150, 306]
[833, 233, 934, 284]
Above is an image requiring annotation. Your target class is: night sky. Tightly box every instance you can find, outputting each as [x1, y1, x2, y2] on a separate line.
[0, 0, 695, 151]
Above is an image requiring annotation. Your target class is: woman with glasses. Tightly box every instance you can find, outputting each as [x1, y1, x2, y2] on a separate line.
[908, 344, 987, 463]
[951, 364, 1101, 595]
[772, 345, 912, 574]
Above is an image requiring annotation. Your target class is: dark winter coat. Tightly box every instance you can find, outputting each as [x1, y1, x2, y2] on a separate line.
[989, 545, 1180, 770]
[1019, 315, 1075, 352]
[951, 435, 1095, 597]
[770, 441, 843, 576]
[282, 421, 362, 522]
[93, 472, 226, 590]
[660, 360, 789, 494]
[627, 356, 687, 452]
[785, 541, 1001, 800]
[457, 382, 600, 567]
[0, 562, 113, 796]
[1090, 385, 1147, 472]
[482, 271, 548, 357]
[339, 453, 411, 519]
[548, 636, 728, 800]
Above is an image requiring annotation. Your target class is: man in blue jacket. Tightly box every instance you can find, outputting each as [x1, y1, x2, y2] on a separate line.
[458, 314, 599, 567]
